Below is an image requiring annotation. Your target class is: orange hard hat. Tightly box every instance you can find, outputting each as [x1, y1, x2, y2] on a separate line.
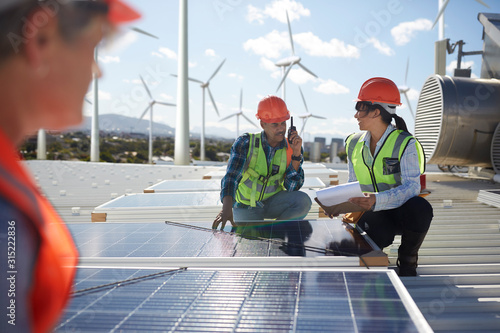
[256, 95, 290, 123]
[355, 77, 402, 106]
[105, 0, 141, 24]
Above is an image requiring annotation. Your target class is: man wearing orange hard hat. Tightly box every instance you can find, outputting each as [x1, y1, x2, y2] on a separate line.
[0, 1, 140, 332]
[213, 95, 312, 230]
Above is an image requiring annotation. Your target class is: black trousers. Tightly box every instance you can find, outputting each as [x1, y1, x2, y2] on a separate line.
[357, 196, 433, 249]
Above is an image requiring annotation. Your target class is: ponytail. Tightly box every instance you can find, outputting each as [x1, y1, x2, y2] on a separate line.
[376, 104, 411, 134]
[392, 114, 410, 134]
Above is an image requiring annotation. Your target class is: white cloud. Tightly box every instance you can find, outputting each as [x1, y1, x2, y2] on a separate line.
[228, 73, 244, 80]
[98, 90, 112, 100]
[391, 18, 432, 46]
[446, 59, 474, 76]
[243, 30, 290, 59]
[294, 32, 360, 58]
[313, 79, 350, 95]
[287, 67, 318, 85]
[247, 5, 265, 24]
[152, 47, 177, 60]
[246, 0, 310, 24]
[189, 61, 197, 68]
[160, 93, 175, 101]
[98, 55, 120, 64]
[366, 37, 394, 56]
[205, 49, 217, 57]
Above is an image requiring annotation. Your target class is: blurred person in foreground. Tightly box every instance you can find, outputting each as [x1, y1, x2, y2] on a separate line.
[0, 1, 140, 332]
[320, 78, 433, 276]
[213, 95, 312, 230]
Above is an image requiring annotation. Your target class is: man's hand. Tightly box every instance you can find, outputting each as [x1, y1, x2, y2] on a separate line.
[348, 193, 376, 211]
[212, 196, 235, 230]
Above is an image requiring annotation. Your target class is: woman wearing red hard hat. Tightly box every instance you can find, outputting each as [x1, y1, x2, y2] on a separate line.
[0, 1, 140, 332]
[320, 78, 433, 276]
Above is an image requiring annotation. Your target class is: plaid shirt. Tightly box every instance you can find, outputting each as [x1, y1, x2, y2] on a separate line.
[220, 131, 304, 207]
[347, 124, 422, 211]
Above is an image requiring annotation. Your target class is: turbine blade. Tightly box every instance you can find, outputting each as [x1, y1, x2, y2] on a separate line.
[239, 88, 243, 111]
[475, 0, 490, 8]
[138, 104, 151, 121]
[300, 117, 308, 137]
[405, 57, 410, 85]
[276, 65, 294, 92]
[130, 27, 159, 39]
[85, 97, 92, 105]
[286, 11, 295, 55]
[171, 73, 204, 84]
[431, 0, 450, 29]
[298, 86, 309, 113]
[297, 62, 318, 78]
[311, 114, 327, 119]
[403, 92, 415, 119]
[140, 75, 153, 100]
[242, 113, 258, 128]
[156, 101, 176, 107]
[220, 112, 238, 121]
[207, 86, 220, 117]
[207, 58, 226, 83]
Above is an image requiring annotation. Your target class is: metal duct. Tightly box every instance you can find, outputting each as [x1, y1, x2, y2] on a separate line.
[414, 75, 500, 167]
[491, 123, 500, 173]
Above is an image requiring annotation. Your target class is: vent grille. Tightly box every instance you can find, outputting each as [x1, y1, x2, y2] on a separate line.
[414, 76, 443, 163]
[491, 122, 500, 173]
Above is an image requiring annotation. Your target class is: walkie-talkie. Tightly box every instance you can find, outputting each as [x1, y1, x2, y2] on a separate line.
[288, 116, 296, 144]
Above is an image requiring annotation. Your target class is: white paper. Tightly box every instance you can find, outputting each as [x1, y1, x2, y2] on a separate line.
[316, 181, 364, 206]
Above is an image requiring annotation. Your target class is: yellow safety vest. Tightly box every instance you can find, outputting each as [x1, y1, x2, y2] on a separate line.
[346, 130, 425, 193]
[235, 132, 292, 207]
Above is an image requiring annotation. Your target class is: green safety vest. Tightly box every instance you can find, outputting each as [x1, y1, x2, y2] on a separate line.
[235, 132, 292, 207]
[345, 130, 425, 193]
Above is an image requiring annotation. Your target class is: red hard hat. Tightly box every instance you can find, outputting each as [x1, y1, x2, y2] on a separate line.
[355, 77, 402, 106]
[256, 95, 290, 123]
[105, 0, 141, 24]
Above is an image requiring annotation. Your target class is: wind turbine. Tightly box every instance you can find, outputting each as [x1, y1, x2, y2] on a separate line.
[297, 86, 326, 137]
[89, 26, 159, 162]
[275, 11, 318, 101]
[137, 75, 176, 164]
[432, 0, 489, 40]
[398, 58, 415, 119]
[220, 89, 258, 138]
[174, 58, 225, 161]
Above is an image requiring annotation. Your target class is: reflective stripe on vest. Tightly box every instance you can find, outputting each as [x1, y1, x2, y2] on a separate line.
[235, 132, 292, 207]
[0, 131, 78, 333]
[346, 129, 425, 193]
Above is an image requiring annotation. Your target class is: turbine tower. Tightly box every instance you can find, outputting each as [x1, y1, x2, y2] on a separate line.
[297, 87, 326, 137]
[275, 11, 318, 101]
[175, 59, 225, 161]
[398, 58, 415, 119]
[138, 75, 176, 164]
[432, 0, 489, 40]
[220, 89, 258, 138]
[175, 0, 190, 165]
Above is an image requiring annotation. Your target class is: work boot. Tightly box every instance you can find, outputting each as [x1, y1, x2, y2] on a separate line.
[397, 230, 428, 277]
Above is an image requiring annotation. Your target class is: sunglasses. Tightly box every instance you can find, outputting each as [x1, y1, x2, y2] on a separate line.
[355, 101, 373, 112]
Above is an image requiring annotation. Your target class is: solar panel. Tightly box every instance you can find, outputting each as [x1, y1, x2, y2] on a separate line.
[56, 268, 431, 332]
[68, 220, 378, 261]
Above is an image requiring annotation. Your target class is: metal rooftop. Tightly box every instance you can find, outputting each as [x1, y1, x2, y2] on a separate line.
[25, 160, 500, 332]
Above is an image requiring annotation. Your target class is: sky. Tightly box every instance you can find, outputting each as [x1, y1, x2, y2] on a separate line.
[87, 0, 500, 143]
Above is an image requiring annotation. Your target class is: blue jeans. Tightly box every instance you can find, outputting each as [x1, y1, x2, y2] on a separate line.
[233, 190, 312, 222]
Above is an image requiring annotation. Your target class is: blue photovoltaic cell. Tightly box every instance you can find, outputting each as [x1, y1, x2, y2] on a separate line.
[56, 269, 419, 333]
[67, 220, 374, 259]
